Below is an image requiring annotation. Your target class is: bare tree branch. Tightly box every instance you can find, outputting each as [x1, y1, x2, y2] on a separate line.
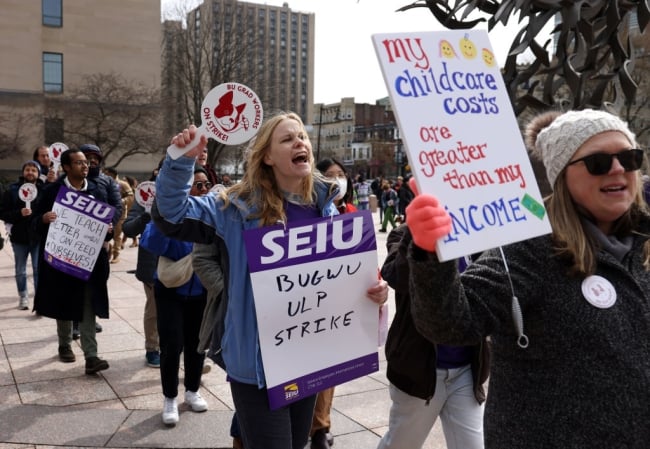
[47, 72, 165, 168]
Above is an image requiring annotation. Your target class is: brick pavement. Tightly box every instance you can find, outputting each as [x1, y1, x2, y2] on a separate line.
[0, 212, 446, 448]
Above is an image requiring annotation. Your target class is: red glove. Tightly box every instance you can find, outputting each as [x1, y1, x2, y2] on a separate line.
[405, 178, 452, 252]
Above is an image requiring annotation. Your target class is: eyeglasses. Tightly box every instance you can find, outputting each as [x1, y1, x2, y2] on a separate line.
[192, 181, 212, 190]
[71, 160, 90, 167]
[566, 149, 644, 175]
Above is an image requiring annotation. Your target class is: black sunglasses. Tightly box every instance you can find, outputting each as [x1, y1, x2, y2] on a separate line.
[192, 181, 213, 190]
[566, 149, 644, 175]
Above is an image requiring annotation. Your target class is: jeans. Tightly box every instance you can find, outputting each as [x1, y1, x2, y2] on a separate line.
[230, 380, 317, 449]
[378, 365, 484, 449]
[11, 241, 39, 297]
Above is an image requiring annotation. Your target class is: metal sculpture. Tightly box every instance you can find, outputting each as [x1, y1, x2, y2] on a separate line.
[398, 0, 650, 114]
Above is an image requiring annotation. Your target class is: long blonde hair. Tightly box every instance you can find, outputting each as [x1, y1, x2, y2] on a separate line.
[223, 112, 315, 226]
[547, 169, 648, 276]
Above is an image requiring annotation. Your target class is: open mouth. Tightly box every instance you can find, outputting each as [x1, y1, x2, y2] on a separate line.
[292, 154, 309, 164]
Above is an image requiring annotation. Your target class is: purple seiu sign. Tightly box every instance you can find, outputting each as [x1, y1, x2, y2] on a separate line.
[243, 210, 380, 410]
[44, 186, 115, 281]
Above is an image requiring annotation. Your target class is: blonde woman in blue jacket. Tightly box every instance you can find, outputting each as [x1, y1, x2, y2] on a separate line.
[153, 112, 388, 449]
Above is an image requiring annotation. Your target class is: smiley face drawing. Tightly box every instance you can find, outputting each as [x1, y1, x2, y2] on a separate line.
[459, 34, 477, 59]
[482, 48, 496, 67]
[439, 39, 457, 58]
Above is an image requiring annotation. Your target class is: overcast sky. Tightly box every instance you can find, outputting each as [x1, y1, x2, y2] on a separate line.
[161, 0, 542, 105]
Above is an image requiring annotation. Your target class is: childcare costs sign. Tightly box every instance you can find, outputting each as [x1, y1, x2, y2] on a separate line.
[373, 30, 552, 261]
[244, 210, 379, 410]
[44, 186, 115, 280]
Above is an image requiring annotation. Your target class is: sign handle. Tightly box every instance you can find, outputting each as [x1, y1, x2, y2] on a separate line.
[166, 128, 204, 160]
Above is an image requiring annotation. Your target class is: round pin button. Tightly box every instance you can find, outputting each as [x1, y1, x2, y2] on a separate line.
[581, 275, 616, 309]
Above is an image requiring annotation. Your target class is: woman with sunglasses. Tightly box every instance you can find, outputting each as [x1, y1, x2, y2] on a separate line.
[402, 109, 650, 448]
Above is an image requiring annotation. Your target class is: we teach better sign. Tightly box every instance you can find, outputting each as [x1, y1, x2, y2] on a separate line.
[244, 211, 379, 410]
[373, 30, 551, 261]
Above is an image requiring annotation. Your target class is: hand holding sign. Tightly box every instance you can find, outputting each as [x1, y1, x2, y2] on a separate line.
[167, 82, 264, 160]
[405, 178, 452, 253]
[18, 183, 38, 210]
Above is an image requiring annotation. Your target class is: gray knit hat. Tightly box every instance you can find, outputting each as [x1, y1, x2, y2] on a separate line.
[533, 109, 636, 188]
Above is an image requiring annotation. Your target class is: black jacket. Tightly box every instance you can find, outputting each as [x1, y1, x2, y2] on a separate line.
[381, 224, 490, 403]
[31, 178, 114, 320]
[122, 201, 157, 284]
[0, 178, 45, 245]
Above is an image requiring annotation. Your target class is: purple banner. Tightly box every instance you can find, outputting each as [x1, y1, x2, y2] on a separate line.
[244, 210, 376, 273]
[44, 185, 115, 280]
[266, 353, 379, 410]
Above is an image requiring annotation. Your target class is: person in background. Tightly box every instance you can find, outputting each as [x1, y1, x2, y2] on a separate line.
[153, 112, 388, 449]
[32, 148, 113, 374]
[405, 109, 650, 448]
[103, 166, 134, 264]
[123, 193, 160, 368]
[124, 175, 140, 247]
[192, 237, 232, 446]
[371, 175, 384, 223]
[196, 146, 219, 186]
[397, 174, 415, 221]
[33, 145, 57, 183]
[221, 173, 233, 187]
[0, 160, 45, 310]
[379, 181, 398, 233]
[378, 224, 489, 449]
[307, 157, 359, 449]
[355, 174, 370, 211]
[140, 166, 212, 426]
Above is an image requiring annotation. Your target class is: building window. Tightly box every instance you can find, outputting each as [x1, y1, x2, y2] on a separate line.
[43, 52, 63, 93]
[44, 117, 64, 143]
[42, 0, 62, 27]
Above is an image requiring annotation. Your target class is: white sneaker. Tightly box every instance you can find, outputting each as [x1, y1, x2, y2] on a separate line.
[18, 296, 28, 310]
[162, 397, 179, 425]
[184, 390, 208, 412]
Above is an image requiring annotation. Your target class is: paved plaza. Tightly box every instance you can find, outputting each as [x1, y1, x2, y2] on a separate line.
[0, 212, 446, 448]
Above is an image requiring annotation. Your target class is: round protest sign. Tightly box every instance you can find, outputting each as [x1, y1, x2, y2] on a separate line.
[135, 181, 156, 212]
[18, 183, 38, 209]
[48, 142, 68, 164]
[167, 82, 263, 159]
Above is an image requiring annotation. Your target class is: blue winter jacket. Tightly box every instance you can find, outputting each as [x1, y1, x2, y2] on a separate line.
[139, 220, 204, 297]
[154, 154, 339, 387]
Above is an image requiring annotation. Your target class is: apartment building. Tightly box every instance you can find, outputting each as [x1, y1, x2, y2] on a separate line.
[311, 97, 401, 178]
[165, 0, 315, 133]
[0, 0, 162, 175]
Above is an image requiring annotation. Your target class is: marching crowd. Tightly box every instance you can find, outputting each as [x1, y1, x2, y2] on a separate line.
[1, 107, 650, 448]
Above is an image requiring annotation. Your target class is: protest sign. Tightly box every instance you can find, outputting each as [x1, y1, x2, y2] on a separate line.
[18, 183, 38, 209]
[167, 82, 263, 159]
[48, 142, 67, 174]
[243, 210, 379, 410]
[373, 30, 552, 261]
[135, 181, 156, 213]
[44, 186, 115, 280]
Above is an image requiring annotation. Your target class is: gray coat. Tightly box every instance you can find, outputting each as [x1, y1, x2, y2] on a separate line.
[408, 219, 650, 448]
[191, 238, 228, 368]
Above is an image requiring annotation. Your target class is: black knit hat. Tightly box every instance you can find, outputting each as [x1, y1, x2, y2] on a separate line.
[79, 143, 103, 161]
